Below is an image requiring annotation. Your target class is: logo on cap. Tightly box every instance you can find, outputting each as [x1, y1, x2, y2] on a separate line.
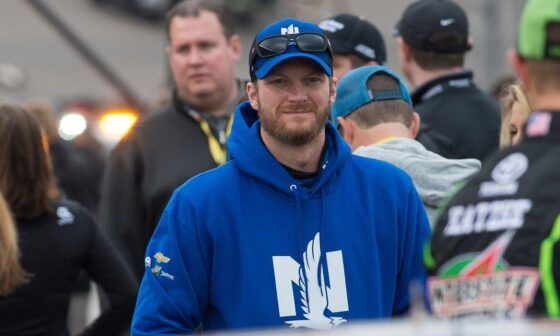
[440, 18, 455, 26]
[355, 44, 375, 59]
[281, 24, 300, 35]
[318, 19, 344, 33]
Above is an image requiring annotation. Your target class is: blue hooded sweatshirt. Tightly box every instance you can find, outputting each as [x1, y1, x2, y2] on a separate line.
[131, 101, 431, 335]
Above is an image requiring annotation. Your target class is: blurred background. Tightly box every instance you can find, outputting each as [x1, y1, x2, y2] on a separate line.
[0, 0, 525, 149]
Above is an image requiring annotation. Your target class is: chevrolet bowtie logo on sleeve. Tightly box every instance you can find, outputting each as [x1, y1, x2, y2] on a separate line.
[154, 252, 171, 264]
[150, 252, 175, 281]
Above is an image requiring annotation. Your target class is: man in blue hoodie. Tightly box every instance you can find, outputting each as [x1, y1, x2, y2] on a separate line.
[131, 18, 431, 335]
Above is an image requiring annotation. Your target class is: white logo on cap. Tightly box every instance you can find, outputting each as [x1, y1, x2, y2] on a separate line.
[440, 18, 455, 26]
[281, 24, 300, 35]
[318, 19, 344, 33]
[355, 44, 375, 59]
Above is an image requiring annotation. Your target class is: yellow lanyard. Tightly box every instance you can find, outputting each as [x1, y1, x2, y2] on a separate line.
[198, 114, 234, 166]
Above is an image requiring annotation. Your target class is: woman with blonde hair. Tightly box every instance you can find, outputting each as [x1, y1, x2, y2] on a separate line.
[0, 192, 30, 296]
[499, 83, 531, 147]
[0, 105, 138, 336]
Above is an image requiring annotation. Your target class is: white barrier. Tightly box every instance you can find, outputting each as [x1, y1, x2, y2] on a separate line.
[209, 319, 560, 336]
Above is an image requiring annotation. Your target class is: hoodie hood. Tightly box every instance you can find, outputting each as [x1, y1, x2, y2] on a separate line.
[354, 137, 480, 223]
[227, 101, 352, 197]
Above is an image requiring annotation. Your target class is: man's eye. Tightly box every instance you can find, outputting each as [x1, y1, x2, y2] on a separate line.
[199, 42, 215, 51]
[268, 79, 285, 85]
[175, 45, 190, 54]
[308, 76, 325, 83]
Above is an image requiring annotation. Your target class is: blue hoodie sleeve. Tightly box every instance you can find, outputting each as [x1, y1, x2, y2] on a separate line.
[131, 194, 209, 335]
[392, 184, 432, 316]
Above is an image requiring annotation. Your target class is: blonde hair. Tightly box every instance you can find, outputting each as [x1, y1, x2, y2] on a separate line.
[499, 84, 531, 148]
[0, 192, 30, 296]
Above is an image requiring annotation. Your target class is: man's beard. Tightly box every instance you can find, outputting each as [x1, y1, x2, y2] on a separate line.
[258, 102, 330, 146]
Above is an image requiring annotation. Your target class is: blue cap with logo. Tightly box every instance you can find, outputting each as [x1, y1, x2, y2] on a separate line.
[331, 65, 412, 128]
[249, 18, 333, 80]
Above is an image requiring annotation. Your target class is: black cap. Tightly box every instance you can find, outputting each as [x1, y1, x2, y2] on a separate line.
[319, 13, 386, 64]
[394, 0, 471, 54]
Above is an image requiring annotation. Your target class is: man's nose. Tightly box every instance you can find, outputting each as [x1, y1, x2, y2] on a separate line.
[187, 48, 204, 64]
[287, 83, 308, 104]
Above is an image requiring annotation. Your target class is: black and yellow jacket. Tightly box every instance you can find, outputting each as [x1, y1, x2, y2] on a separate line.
[99, 81, 247, 280]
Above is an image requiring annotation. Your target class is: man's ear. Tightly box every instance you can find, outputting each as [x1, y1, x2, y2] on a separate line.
[410, 112, 421, 138]
[467, 36, 474, 50]
[508, 48, 529, 91]
[165, 45, 171, 63]
[330, 77, 338, 104]
[337, 117, 354, 144]
[247, 82, 259, 110]
[228, 34, 242, 62]
[397, 37, 411, 63]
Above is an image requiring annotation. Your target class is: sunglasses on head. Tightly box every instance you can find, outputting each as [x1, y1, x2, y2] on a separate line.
[249, 33, 333, 76]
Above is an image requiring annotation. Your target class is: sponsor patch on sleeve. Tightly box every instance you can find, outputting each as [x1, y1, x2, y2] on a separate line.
[148, 252, 175, 280]
[154, 252, 171, 263]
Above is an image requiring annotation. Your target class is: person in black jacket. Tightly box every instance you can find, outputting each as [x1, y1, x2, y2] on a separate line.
[99, 0, 246, 280]
[393, 0, 500, 162]
[0, 105, 138, 336]
[425, 0, 560, 319]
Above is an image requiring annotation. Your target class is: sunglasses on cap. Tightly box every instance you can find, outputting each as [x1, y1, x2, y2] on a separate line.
[249, 33, 333, 77]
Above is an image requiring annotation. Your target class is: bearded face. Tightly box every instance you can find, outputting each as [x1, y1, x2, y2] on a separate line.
[248, 59, 335, 146]
[258, 100, 330, 146]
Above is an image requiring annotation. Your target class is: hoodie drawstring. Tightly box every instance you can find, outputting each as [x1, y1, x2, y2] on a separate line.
[291, 184, 329, 266]
[291, 184, 304, 254]
[319, 189, 327, 272]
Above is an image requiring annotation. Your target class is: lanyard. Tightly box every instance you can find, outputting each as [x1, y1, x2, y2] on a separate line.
[197, 114, 234, 166]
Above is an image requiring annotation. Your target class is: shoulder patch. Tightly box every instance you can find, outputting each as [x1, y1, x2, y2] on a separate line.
[57, 206, 75, 226]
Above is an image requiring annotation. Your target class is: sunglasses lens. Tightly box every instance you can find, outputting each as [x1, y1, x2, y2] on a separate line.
[295, 34, 326, 52]
[258, 37, 288, 57]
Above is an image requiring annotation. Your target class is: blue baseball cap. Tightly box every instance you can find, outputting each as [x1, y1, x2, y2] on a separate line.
[331, 65, 412, 128]
[249, 18, 333, 80]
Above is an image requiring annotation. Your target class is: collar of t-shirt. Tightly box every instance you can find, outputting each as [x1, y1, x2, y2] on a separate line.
[280, 144, 328, 190]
